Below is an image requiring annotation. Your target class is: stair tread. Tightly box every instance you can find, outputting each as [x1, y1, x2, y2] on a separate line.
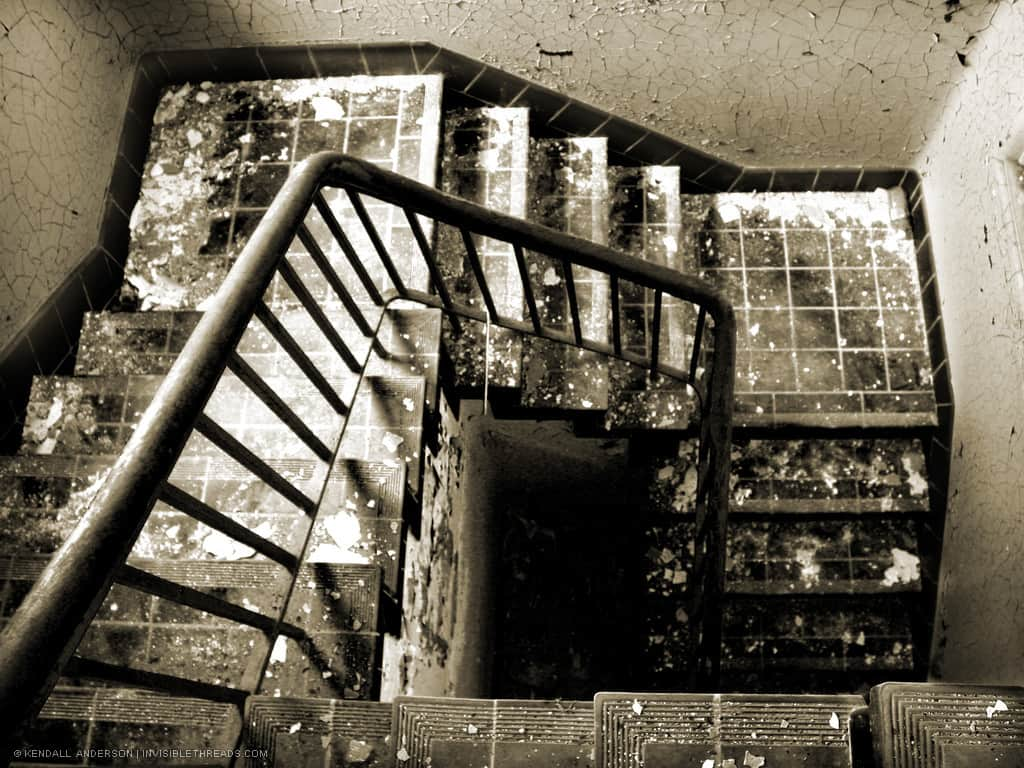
[124, 75, 443, 312]
[244, 696, 392, 767]
[521, 137, 610, 411]
[870, 683, 1024, 767]
[392, 696, 594, 767]
[15, 687, 240, 767]
[596, 692, 864, 768]
[440, 106, 530, 391]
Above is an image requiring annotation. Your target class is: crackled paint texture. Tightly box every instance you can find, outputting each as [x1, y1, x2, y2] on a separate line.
[0, 0, 1004, 348]
[2, 0, 1024, 682]
[916, 2, 1024, 684]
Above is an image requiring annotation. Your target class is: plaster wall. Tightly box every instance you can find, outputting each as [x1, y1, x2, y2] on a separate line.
[0, 0, 1002, 349]
[915, 1, 1024, 684]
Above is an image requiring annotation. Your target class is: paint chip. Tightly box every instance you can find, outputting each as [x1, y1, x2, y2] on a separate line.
[987, 699, 1009, 718]
[829, 711, 840, 729]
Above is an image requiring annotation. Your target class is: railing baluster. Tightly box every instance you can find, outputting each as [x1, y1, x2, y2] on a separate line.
[312, 191, 384, 306]
[610, 275, 622, 356]
[404, 209, 461, 333]
[276, 259, 361, 373]
[64, 657, 249, 704]
[226, 352, 332, 462]
[512, 244, 542, 335]
[561, 260, 583, 345]
[159, 482, 298, 571]
[296, 223, 374, 338]
[345, 189, 408, 296]
[689, 307, 707, 385]
[194, 413, 318, 516]
[117, 564, 306, 640]
[460, 228, 500, 322]
[253, 302, 348, 415]
[650, 289, 663, 378]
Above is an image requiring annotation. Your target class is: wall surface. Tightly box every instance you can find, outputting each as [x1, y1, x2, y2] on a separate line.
[915, 1, 1024, 684]
[0, 0, 1003, 350]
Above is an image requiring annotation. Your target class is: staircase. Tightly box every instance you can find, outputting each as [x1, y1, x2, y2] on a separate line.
[0, 57, 1008, 767]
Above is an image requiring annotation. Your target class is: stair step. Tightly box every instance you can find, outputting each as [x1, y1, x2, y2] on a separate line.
[392, 696, 594, 767]
[439, 106, 530, 391]
[870, 682, 1024, 767]
[124, 75, 443, 312]
[605, 165, 700, 431]
[647, 437, 930, 517]
[684, 190, 937, 428]
[521, 137, 610, 411]
[596, 692, 865, 768]
[14, 687, 240, 767]
[720, 596, 916, 693]
[243, 696, 392, 767]
[19, 373, 345, 463]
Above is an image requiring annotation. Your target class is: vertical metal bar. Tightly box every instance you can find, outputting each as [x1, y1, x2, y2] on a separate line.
[689, 307, 707, 385]
[252, 302, 348, 415]
[513, 244, 542, 335]
[312, 191, 384, 306]
[275, 259, 361, 373]
[650, 289, 663, 379]
[562, 260, 584, 345]
[610, 274, 622, 356]
[345, 189, 408, 296]
[296, 223, 374, 337]
[460, 228, 500, 322]
[225, 351, 333, 462]
[404, 209, 461, 333]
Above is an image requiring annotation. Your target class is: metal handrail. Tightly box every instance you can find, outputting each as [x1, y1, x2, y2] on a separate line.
[0, 152, 735, 751]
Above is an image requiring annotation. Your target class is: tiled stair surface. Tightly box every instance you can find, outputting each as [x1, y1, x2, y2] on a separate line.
[641, 437, 929, 691]
[870, 683, 1024, 767]
[596, 692, 866, 768]
[12, 687, 241, 767]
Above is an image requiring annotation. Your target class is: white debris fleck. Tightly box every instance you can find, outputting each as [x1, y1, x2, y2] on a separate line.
[631, 699, 644, 716]
[829, 711, 841, 730]
[288, 722, 301, 734]
[702, 760, 716, 768]
[202, 530, 255, 560]
[743, 750, 766, 768]
[270, 636, 288, 664]
[402, 397, 416, 412]
[396, 747, 410, 762]
[987, 699, 1009, 718]
[382, 432, 404, 452]
[882, 548, 920, 586]
[311, 95, 346, 120]
[195, 91, 211, 104]
[186, 129, 204, 148]
[467, 723, 478, 734]
[542, 267, 561, 286]
[749, 323, 760, 337]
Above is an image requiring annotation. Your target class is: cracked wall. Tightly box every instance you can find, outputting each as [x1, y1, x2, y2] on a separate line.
[0, 0, 1004, 351]
[915, 2, 1024, 685]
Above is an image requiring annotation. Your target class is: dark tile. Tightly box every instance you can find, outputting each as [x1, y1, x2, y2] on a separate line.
[98, 200, 131, 267]
[27, 310, 71, 375]
[257, 45, 318, 78]
[746, 308, 792, 350]
[361, 42, 419, 75]
[749, 350, 797, 390]
[812, 168, 862, 191]
[792, 309, 838, 348]
[743, 230, 786, 267]
[599, 117, 647, 155]
[295, 120, 346, 159]
[410, 42, 442, 74]
[205, 46, 268, 80]
[547, 97, 610, 135]
[117, 108, 153, 176]
[842, 350, 887, 390]
[310, 44, 370, 76]
[77, 248, 116, 311]
[436, 50, 488, 93]
[838, 309, 883, 348]
[789, 269, 835, 307]
[745, 270, 788, 307]
[464, 65, 526, 105]
[690, 161, 742, 192]
[698, 230, 742, 268]
[2, 334, 41, 379]
[629, 132, 685, 165]
[887, 351, 931, 390]
[796, 351, 843, 390]
[786, 229, 830, 267]
[237, 164, 289, 208]
[770, 168, 817, 192]
[731, 169, 773, 194]
[857, 168, 906, 191]
[346, 118, 399, 160]
[835, 269, 877, 307]
[830, 229, 874, 267]
[107, 153, 142, 218]
[155, 48, 216, 83]
[883, 309, 925, 348]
